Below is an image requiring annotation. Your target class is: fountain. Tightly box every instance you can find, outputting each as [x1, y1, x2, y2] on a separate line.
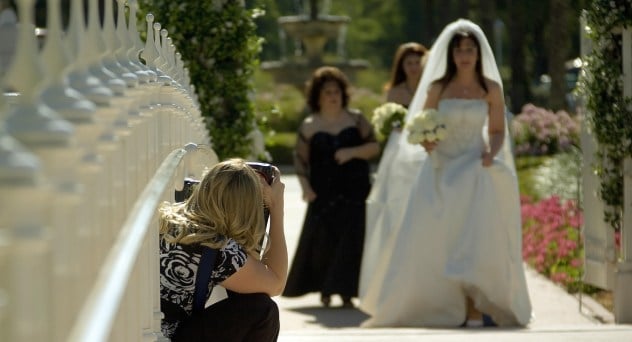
[261, 0, 369, 92]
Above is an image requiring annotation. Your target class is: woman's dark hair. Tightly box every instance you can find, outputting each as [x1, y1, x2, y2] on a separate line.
[305, 66, 351, 112]
[434, 30, 488, 94]
[384, 42, 428, 92]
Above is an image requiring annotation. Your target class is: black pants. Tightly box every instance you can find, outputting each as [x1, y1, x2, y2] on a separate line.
[172, 292, 280, 342]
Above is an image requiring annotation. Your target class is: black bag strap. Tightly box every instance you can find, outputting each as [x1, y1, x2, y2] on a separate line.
[192, 246, 218, 313]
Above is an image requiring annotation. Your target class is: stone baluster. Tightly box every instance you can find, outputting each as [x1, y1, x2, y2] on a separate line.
[0, 91, 47, 342]
[65, 0, 113, 106]
[162, 33, 177, 79]
[3, 0, 77, 340]
[105, 0, 153, 194]
[140, 15, 170, 159]
[84, 0, 126, 95]
[103, 0, 138, 88]
[63, 0, 129, 276]
[115, 1, 161, 175]
[39, 0, 97, 124]
[140, 15, 161, 78]
[174, 52, 185, 87]
[158, 30, 187, 147]
[38, 4, 111, 338]
[152, 24, 172, 85]
[119, 0, 153, 84]
[614, 27, 632, 324]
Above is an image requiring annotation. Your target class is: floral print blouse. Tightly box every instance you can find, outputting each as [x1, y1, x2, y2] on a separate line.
[159, 236, 247, 338]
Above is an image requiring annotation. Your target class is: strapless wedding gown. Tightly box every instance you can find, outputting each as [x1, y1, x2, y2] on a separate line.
[359, 99, 532, 327]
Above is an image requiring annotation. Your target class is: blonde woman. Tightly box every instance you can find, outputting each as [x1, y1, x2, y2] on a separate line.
[159, 158, 286, 341]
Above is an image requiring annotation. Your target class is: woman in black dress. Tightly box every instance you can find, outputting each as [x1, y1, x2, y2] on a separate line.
[282, 66, 380, 307]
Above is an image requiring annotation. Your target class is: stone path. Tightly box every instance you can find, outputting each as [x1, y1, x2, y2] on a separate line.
[273, 174, 631, 341]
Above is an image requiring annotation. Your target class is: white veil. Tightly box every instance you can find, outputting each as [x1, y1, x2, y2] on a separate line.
[402, 18, 511, 165]
[360, 18, 515, 305]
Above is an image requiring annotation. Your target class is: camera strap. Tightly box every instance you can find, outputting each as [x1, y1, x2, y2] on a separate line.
[192, 246, 218, 313]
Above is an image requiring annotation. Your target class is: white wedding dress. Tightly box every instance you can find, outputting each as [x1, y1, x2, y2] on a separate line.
[359, 98, 532, 327]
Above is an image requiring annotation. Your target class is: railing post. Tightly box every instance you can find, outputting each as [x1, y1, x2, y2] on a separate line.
[579, 13, 617, 291]
[3, 0, 209, 339]
[613, 27, 632, 324]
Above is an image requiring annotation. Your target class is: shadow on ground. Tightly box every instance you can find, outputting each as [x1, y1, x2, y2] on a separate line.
[287, 306, 370, 328]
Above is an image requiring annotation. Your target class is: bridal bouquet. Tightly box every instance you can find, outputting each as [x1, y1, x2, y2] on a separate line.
[371, 102, 407, 139]
[405, 108, 447, 145]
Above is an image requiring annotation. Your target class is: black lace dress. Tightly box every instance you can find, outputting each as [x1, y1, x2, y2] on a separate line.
[283, 111, 375, 299]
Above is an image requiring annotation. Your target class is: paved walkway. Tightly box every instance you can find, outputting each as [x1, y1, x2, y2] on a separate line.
[273, 173, 632, 341]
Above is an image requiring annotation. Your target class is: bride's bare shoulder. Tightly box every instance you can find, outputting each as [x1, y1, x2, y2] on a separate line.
[483, 78, 501, 92]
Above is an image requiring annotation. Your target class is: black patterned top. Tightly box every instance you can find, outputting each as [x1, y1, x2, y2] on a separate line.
[159, 236, 247, 338]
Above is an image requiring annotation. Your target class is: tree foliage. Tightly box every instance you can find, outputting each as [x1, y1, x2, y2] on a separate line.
[253, 0, 587, 112]
[138, 0, 262, 160]
[578, 0, 632, 231]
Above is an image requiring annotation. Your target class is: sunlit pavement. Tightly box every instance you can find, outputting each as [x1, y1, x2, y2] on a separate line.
[274, 172, 632, 341]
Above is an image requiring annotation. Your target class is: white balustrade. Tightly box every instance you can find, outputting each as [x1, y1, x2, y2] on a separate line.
[613, 27, 632, 324]
[85, 0, 126, 95]
[102, 0, 138, 88]
[1, 0, 213, 340]
[581, 17, 632, 324]
[65, 0, 113, 106]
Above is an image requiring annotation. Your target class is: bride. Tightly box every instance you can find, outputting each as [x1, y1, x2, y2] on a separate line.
[359, 19, 532, 327]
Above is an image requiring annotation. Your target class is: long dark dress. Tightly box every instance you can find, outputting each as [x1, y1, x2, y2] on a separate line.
[283, 111, 375, 299]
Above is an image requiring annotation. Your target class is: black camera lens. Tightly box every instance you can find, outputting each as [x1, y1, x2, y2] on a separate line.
[246, 162, 275, 185]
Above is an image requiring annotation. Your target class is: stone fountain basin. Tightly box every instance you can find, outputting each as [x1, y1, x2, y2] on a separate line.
[279, 14, 350, 40]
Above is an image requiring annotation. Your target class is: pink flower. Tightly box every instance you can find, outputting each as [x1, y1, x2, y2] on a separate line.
[521, 195, 586, 290]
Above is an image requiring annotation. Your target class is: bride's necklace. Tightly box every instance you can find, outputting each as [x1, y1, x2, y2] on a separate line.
[405, 82, 417, 96]
[455, 84, 477, 97]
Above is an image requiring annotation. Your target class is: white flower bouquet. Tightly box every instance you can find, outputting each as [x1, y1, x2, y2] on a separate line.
[405, 108, 447, 145]
[371, 102, 407, 140]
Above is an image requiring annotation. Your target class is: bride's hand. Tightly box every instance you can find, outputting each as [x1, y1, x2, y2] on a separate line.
[420, 141, 437, 153]
[481, 151, 493, 167]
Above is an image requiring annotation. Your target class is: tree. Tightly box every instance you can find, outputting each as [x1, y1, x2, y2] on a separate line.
[138, 0, 263, 160]
[507, 0, 530, 113]
[546, 0, 571, 110]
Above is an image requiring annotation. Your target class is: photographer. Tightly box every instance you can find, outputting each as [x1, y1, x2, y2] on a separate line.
[159, 158, 286, 341]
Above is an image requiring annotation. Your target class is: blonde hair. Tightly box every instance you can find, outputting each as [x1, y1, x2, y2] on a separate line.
[159, 158, 266, 256]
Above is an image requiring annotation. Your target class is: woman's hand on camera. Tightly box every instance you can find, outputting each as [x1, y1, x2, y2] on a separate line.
[261, 167, 284, 212]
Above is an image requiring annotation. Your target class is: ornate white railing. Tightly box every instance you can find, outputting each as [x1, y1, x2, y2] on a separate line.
[0, 0, 217, 340]
[580, 17, 632, 323]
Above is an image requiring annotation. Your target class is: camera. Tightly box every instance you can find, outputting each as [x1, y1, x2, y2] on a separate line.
[246, 162, 276, 227]
[246, 161, 275, 186]
[174, 162, 276, 227]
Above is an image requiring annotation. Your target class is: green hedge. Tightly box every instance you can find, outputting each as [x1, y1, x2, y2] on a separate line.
[137, 1, 263, 160]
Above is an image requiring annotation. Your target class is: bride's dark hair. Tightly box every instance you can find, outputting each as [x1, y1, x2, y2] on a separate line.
[434, 30, 488, 94]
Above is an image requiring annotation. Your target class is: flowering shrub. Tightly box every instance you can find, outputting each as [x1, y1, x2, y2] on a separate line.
[521, 195, 584, 292]
[511, 104, 581, 156]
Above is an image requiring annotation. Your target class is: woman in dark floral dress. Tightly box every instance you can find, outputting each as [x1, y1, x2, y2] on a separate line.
[159, 159, 286, 341]
[282, 66, 380, 308]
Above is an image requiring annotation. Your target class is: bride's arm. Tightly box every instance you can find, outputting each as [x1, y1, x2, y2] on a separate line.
[423, 83, 441, 110]
[483, 81, 505, 167]
[420, 84, 442, 152]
